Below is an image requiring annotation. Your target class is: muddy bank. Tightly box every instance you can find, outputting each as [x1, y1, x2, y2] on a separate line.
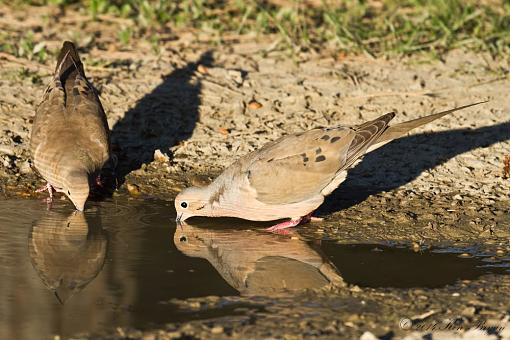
[1, 8, 509, 205]
[106, 276, 510, 339]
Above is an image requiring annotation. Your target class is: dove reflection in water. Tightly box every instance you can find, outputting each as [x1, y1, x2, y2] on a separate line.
[174, 220, 344, 295]
[28, 209, 107, 304]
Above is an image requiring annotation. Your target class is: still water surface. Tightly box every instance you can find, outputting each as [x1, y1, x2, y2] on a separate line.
[1, 198, 508, 339]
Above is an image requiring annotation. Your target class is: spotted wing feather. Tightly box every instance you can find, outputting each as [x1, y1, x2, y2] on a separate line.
[247, 113, 395, 205]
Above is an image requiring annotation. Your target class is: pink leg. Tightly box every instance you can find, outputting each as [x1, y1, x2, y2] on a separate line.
[266, 217, 304, 232]
[266, 212, 324, 232]
[36, 183, 54, 203]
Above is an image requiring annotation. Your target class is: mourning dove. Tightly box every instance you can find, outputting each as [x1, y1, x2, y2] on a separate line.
[175, 220, 344, 295]
[175, 101, 486, 230]
[30, 41, 110, 211]
[28, 209, 107, 304]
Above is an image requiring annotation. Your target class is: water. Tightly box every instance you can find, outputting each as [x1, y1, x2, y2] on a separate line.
[321, 243, 510, 288]
[0, 198, 237, 340]
[0, 198, 509, 339]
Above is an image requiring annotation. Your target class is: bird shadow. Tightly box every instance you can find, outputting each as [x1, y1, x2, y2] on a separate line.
[108, 51, 213, 186]
[318, 121, 510, 215]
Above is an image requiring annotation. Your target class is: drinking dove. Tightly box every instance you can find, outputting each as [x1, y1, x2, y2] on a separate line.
[175, 101, 486, 230]
[30, 41, 110, 211]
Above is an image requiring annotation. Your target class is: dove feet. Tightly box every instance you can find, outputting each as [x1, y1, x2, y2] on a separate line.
[266, 212, 324, 232]
[35, 183, 54, 204]
[266, 218, 303, 232]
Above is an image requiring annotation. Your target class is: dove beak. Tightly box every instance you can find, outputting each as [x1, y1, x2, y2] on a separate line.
[176, 213, 190, 222]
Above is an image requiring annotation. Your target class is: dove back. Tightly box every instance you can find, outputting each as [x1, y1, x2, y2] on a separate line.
[30, 41, 110, 210]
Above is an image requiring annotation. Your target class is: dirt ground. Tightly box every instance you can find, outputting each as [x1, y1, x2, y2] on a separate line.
[1, 4, 510, 339]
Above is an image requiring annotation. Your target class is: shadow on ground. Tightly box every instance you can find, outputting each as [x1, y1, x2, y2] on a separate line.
[318, 121, 510, 215]
[110, 51, 213, 185]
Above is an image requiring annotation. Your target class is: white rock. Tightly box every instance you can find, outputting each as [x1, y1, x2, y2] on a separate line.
[153, 149, 169, 163]
[359, 331, 378, 340]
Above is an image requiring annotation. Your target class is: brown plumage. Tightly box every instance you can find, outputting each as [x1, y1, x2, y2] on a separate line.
[30, 41, 110, 210]
[175, 101, 487, 230]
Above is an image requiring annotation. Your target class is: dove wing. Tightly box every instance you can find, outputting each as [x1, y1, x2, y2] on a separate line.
[66, 73, 110, 164]
[30, 74, 67, 157]
[246, 113, 394, 205]
[30, 41, 110, 175]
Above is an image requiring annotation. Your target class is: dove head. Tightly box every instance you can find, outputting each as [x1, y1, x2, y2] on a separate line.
[175, 186, 213, 221]
[62, 169, 90, 211]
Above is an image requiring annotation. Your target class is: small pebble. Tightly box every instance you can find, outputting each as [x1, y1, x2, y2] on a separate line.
[360, 331, 378, 340]
[461, 306, 476, 317]
[166, 331, 182, 338]
[210, 326, 224, 334]
[197, 64, 208, 74]
[154, 149, 169, 162]
[248, 100, 263, 110]
[350, 285, 362, 292]
[126, 183, 141, 196]
[19, 160, 32, 174]
[188, 301, 201, 309]
[218, 127, 229, 136]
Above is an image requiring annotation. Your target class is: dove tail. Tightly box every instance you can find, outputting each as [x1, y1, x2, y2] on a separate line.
[367, 100, 488, 152]
[55, 41, 84, 79]
[346, 112, 395, 161]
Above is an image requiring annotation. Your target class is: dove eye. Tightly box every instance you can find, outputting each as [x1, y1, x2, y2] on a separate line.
[179, 236, 187, 242]
[67, 190, 71, 195]
[181, 202, 188, 208]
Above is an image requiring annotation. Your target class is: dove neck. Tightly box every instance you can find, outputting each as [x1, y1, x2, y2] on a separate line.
[61, 166, 89, 188]
[203, 176, 254, 218]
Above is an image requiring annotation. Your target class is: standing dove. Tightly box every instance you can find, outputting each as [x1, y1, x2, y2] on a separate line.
[30, 41, 110, 211]
[175, 101, 486, 230]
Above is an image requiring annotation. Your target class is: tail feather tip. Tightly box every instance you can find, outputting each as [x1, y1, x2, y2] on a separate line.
[55, 41, 82, 75]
